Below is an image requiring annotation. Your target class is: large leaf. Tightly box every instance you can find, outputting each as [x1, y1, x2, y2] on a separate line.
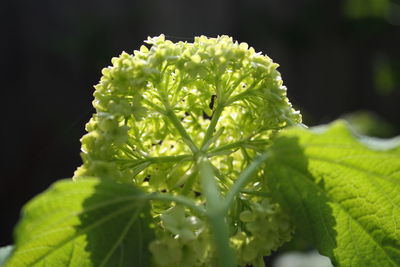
[6, 178, 154, 267]
[265, 121, 400, 266]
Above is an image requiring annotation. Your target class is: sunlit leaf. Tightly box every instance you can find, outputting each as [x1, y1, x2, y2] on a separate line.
[6, 178, 154, 267]
[265, 121, 400, 266]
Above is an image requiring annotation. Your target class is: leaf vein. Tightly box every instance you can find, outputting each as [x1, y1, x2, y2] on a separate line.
[18, 202, 139, 265]
[278, 162, 399, 265]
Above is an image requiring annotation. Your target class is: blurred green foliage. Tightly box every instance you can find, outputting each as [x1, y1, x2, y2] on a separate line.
[373, 55, 396, 95]
[343, 0, 390, 18]
[342, 110, 397, 137]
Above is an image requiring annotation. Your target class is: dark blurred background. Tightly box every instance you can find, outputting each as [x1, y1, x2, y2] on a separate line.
[1, 0, 399, 253]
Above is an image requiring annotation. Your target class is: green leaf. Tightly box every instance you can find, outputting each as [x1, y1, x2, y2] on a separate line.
[265, 120, 400, 266]
[6, 178, 154, 267]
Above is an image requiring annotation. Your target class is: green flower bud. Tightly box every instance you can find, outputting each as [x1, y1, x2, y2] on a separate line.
[149, 236, 182, 266]
[161, 206, 198, 242]
[239, 210, 256, 222]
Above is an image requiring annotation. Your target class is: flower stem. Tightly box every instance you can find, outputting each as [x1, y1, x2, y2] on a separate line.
[146, 192, 206, 216]
[196, 153, 236, 267]
[117, 154, 192, 165]
[165, 109, 199, 153]
[201, 103, 224, 151]
[223, 151, 270, 212]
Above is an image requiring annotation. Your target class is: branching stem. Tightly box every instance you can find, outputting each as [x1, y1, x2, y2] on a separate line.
[201, 103, 225, 151]
[196, 153, 236, 267]
[165, 109, 199, 153]
[146, 192, 206, 216]
[223, 152, 270, 212]
[117, 154, 192, 165]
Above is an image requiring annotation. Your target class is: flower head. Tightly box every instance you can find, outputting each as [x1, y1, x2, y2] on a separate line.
[74, 35, 301, 267]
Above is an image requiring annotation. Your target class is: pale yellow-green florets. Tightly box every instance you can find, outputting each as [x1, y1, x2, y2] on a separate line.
[74, 34, 301, 267]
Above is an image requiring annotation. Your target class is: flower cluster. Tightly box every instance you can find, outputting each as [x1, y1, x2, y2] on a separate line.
[75, 34, 301, 266]
[149, 206, 216, 267]
[232, 199, 293, 267]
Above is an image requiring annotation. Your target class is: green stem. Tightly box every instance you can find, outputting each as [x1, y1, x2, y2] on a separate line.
[146, 192, 206, 216]
[225, 79, 263, 106]
[142, 98, 167, 115]
[144, 95, 198, 153]
[147, 154, 192, 163]
[181, 169, 198, 196]
[152, 76, 199, 154]
[207, 139, 249, 156]
[116, 154, 193, 170]
[224, 71, 251, 99]
[207, 138, 270, 157]
[165, 109, 199, 153]
[223, 152, 270, 212]
[240, 189, 271, 197]
[201, 104, 224, 151]
[196, 154, 235, 267]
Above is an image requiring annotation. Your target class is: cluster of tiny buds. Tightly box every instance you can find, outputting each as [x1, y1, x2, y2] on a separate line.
[76, 35, 301, 266]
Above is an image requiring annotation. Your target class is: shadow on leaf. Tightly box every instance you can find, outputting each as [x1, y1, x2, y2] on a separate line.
[76, 179, 154, 267]
[264, 136, 338, 265]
